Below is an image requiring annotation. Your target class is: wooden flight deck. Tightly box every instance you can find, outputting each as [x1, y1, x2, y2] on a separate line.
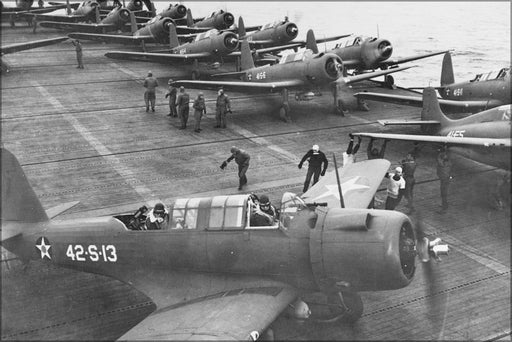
[1, 24, 510, 341]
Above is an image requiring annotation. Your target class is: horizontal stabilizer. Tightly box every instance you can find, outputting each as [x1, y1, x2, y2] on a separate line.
[46, 201, 80, 219]
[377, 119, 441, 126]
[352, 132, 511, 147]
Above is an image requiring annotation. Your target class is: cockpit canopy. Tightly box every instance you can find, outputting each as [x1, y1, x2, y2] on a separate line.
[279, 49, 314, 64]
[471, 67, 510, 82]
[194, 29, 218, 42]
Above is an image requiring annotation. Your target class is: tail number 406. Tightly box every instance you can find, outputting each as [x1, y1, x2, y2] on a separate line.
[66, 244, 117, 262]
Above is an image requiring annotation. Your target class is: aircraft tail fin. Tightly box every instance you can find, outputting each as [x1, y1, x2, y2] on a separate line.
[421, 87, 452, 131]
[1, 148, 49, 223]
[240, 39, 255, 70]
[440, 52, 454, 86]
[94, 6, 100, 23]
[186, 8, 194, 27]
[238, 16, 246, 38]
[168, 23, 179, 49]
[129, 11, 137, 33]
[306, 29, 319, 54]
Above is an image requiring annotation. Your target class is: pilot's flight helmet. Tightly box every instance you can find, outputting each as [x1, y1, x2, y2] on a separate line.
[230, 146, 240, 154]
[395, 166, 403, 174]
[154, 203, 165, 216]
[147, 70, 152, 76]
[259, 195, 270, 206]
[312, 144, 319, 152]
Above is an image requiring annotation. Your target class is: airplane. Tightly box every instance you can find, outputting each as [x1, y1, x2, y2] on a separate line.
[1, 0, 80, 26]
[354, 52, 511, 113]
[36, 3, 139, 33]
[328, 35, 450, 87]
[1, 36, 68, 72]
[169, 32, 417, 122]
[1, 147, 448, 339]
[104, 23, 318, 79]
[177, 8, 235, 32]
[351, 87, 511, 170]
[27, 0, 147, 25]
[67, 14, 186, 50]
[134, 2, 187, 22]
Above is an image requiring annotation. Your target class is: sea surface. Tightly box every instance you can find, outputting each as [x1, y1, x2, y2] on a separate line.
[155, 1, 511, 88]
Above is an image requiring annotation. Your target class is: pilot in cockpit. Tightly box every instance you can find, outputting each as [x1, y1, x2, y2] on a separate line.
[250, 195, 279, 226]
[145, 203, 169, 230]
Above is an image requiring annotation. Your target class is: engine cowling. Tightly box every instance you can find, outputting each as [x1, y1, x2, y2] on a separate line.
[361, 38, 393, 69]
[160, 4, 187, 19]
[309, 208, 416, 292]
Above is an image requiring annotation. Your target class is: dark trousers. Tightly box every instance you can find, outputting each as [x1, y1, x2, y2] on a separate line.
[179, 106, 189, 128]
[303, 166, 321, 193]
[385, 196, 401, 210]
[440, 178, 450, 208]
[238, 164, 248, 187]
[194, 110, 202, 131]
[216, 108, 227, 128]
[169, 97, 177, 116]
[404, 177, 416, 206]
[145, 91, 156, 109]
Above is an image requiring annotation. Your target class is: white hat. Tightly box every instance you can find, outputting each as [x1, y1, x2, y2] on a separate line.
[395, 166, 403, 173]
[312, 144, 319, 151]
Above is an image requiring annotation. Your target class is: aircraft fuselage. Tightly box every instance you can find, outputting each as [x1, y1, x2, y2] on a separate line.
[247, 22, 299, 47]
[332, 37, 393, 71]
[172, 31, 238, 57]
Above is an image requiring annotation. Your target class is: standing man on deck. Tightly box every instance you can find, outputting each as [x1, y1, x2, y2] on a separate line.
[176, 86, 190, 129]
[215, 88, 231, 129]
[165, 79, 178, 117]
[71, 39, 84, 69]
[143, 71, 158, 112]
[298, 144, 328, 193]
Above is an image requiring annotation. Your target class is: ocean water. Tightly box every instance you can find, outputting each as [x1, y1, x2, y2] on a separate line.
[154, 1, 511, 88]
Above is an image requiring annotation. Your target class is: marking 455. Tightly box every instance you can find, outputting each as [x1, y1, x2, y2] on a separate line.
[66, 244, 117, 262]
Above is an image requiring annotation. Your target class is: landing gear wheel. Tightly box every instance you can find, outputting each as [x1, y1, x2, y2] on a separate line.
[279, 104, 291, 123]
[327, 291, 363, 323]
[385, 75, 395, 89]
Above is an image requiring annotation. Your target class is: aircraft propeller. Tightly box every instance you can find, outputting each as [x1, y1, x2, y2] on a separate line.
[378, 40, 393, 59]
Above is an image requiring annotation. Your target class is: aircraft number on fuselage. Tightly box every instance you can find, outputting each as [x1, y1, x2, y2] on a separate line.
[255, 71, 266, 80]
[447, 130, 465, 137]
[65, 244, 117, 262]
[453, 88, 463, 96]
[179, 48, 187, 55]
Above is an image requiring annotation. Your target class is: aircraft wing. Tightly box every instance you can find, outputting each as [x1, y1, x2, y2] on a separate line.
[379, 50, 451, 68]
[120, 284, 298, 340]
[105, 51, 215, 62]
[302, 159, 391, 209]
[352, 132, 512, 147]
[171, 79, 306, 92]
[1, 37, 68, 55]
[340, 65, 416, 85]
[39, 21, 119, 33]
[68, 32, 155, 44]
[354, 91, 503, 112]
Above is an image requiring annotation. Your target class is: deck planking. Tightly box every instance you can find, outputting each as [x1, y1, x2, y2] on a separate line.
[1, 23, 510, 340]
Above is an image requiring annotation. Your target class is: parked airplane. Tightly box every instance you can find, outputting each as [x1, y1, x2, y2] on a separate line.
[170, 32, 415, 122]
[1, 147, 447, 339]
[175, 8, 235, 32]
[1, 36, 68, 72]
[37, 5, 132, 32]
[104, 23, 314, 79]
[27, 0, 107, 23]
[352, 87, 511, 170]
[1, 0, 80, 26]
[354, 52, 511, 113]
[134, 2, 186, 22]
[68, 14, 186, 49]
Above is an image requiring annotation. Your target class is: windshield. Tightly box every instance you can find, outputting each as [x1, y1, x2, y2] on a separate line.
[280, 192, 307, 229]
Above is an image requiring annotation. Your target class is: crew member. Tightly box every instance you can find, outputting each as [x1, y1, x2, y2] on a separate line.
[176, 86, 190, 129]
[343, 134, 361, 166]
[298, 144, 328, 193]
[401, 150, 418, 210]
[250, 195, 279, 226]
[165, 79, 177, 117]
[385, 166, 406, 210]
[436, 148, 452, 213]
[143, 71, 158, 112]
[145, 203, 168, 230]
[367, 138, 388, 159]
[38, 0, 44, 7]
[192, 92, 206, 133]
[71, 39, 84, 69]
[215, 88, 231, 128]
[220, 146, 250, 190]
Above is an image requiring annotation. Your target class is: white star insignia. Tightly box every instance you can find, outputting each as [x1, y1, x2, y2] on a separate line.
[36, 237, 52, 260]
[312, 176, 370, 202]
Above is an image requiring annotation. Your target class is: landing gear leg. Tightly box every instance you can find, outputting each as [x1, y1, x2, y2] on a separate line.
[10, 14, 15, 28]
[333, 84, 348, 116]
[279, 88, 291, 123]
[326, 289, 363, 323]
[191, 59, 200, 80]
[385, 75, 396, 89]
[357, 98, 369, 111]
